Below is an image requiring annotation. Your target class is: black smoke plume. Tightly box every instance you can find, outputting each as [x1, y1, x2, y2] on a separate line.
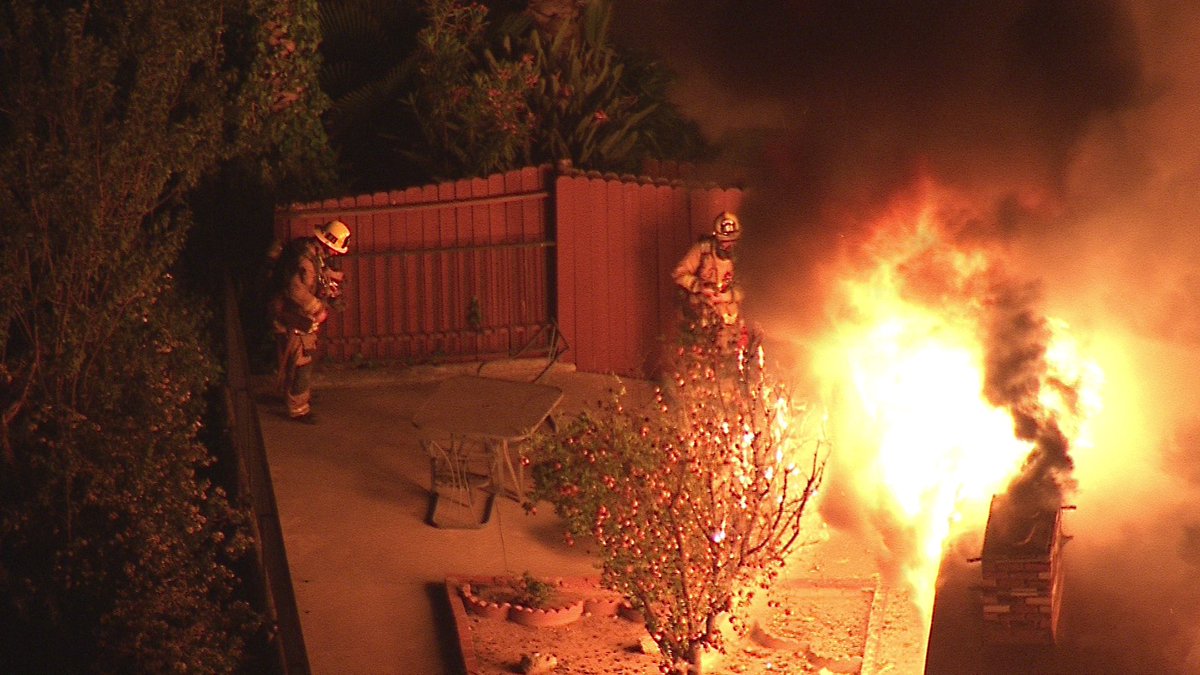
[982, 278, 1076, 511]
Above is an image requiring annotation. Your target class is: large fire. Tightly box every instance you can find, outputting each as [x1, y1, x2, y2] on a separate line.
[807, 182, 1103, 636]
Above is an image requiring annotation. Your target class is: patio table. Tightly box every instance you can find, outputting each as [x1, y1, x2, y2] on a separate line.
[412, 375, 563, 528]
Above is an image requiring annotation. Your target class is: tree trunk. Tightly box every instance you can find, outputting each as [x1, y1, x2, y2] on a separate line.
[688, 641, 704, 674]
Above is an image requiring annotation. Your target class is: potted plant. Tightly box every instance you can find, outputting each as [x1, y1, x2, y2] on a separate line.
[461, 572, 584, 627]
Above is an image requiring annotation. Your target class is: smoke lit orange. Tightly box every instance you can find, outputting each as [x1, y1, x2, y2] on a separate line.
[806, 181, 1103, 654]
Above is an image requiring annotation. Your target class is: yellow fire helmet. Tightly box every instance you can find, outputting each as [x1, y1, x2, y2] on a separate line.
[713, 211, 742, 242]
[315, 219, 351, 254]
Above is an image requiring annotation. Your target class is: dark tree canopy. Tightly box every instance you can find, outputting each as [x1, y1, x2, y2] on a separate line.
[319, 0, 711, 190]
[0, 0, 332, 670]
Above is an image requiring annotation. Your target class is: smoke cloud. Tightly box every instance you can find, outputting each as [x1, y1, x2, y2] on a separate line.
[614, 0, 1143, 325]
[614, 0, 1200, 669]
[982, 278, 1077, 511]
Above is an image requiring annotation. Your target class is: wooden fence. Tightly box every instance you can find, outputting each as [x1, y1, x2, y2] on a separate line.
[275, 166, 555, 363]
[274, 164, 742, 377]
[555, 174, 741, 377]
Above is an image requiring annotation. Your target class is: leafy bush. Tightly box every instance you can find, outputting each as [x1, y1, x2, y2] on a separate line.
[371, 0, 709, 182]
[405, 0, 540, 177]
[516, 571, 557, 608]
[0, 283, 259, 673]
[0, 0, 328, 669]
[531, 340, 828, 671]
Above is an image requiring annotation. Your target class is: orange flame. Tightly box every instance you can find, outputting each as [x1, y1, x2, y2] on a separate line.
[807, 182, 1103, 637]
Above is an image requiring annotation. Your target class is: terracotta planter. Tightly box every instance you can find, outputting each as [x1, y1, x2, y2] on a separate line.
[583, 592, 625, 618]
[617, 602, 645, 624]
[507, 597, 585, 627]
[460, 583, 511, 621]
[460, 579, 584, 627]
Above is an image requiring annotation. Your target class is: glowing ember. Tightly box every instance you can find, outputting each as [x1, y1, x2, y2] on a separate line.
[807, 182, 1102, 644]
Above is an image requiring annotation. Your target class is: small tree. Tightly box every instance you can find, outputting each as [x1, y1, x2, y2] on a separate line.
[405, 0, 540, 178]
[317, 0, 427, 190]
[380, 0, 709, 182]
[517, 0, 657, 171]
[531, 342, 828, 672]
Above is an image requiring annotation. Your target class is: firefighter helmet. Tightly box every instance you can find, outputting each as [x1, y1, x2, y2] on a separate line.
[713, 211, 742, 242]
[315, 219, 351, 254]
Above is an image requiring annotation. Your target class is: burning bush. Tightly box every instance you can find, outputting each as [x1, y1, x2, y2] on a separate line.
[530, 340, 827, 672]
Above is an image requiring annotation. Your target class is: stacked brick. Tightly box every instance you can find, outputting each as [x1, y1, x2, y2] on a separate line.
[979, 495, 1065, 645]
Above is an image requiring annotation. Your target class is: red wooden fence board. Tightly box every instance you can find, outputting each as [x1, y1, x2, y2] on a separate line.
[504, 171, 524, 244]
[371, 196, 388, 350]
[385, 201, 402, 344]
[355, 195, 371, 345]
[553, 176, 581, 368]
[579, 178, 610, 373]
[644, 185, 670, 376]
[486, 174, 505, 353]
[629, 183, 662, 377]
[420, 185, 439, 338]
[466, 178, 485, 351]
[655, 185, 690, 362]
[607, 179, 634, 376]
[521, 168, 545, 345]
[622, 183, 646, 376]
[436, 186, 451, 343]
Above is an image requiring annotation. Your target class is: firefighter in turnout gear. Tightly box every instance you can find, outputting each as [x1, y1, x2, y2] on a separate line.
[268, 219, 350, 423]
[672, 211, 745, 350]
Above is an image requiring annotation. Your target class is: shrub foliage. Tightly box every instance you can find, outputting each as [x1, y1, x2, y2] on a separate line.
[531, 342, 828, 671]
[322, 0, 710, 187]
[0, 0, 330, 670]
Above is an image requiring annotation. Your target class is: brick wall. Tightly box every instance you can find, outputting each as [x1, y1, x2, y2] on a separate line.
[979, 495, 1066, 645]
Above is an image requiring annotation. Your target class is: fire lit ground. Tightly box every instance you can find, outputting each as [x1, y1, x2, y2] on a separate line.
[755, 179, 1200, 673]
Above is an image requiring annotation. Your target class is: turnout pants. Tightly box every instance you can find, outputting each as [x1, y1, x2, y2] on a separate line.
[277, 330, 318, 418]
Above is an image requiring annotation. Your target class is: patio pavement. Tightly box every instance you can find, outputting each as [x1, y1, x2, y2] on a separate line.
[253, 357, 933, 674]
[252, 347, 1200, 675]
[253, 358, 646, 675]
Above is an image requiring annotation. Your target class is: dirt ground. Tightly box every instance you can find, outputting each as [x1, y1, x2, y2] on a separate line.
[455, 523, 929, 675]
